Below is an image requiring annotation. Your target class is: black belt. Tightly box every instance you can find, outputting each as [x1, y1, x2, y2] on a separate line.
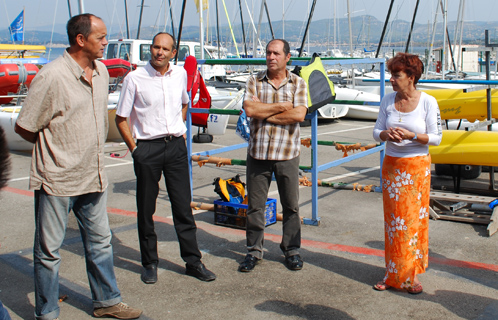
[138, 135, 180, 142]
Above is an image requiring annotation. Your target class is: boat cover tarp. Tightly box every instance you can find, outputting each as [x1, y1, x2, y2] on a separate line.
[293, 53, 336, 113]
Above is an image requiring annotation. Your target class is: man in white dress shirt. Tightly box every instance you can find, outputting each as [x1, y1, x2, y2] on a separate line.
[115, 32, 216, 284]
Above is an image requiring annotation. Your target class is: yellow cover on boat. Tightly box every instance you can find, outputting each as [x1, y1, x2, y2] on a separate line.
[0, 107, 21, 113]
[423, 88, 498, 121]
[429, 130, 498, 166]
[0, 44, 46, 52]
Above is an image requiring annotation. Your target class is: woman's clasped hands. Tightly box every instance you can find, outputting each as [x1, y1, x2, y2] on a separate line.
[384, 127, 412, 142]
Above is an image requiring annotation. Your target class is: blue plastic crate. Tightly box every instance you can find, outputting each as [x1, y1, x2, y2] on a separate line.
[214, 198, 277, 229]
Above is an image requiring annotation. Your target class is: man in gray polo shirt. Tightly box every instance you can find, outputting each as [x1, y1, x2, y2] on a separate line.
[15, 14, 141, 320]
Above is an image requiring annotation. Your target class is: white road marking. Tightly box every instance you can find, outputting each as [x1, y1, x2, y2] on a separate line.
[8, 177, 29, 182]
[9, 159, 133, 182]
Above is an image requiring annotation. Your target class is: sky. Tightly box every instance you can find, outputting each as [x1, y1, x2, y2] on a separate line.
[2, 0, 497, 40]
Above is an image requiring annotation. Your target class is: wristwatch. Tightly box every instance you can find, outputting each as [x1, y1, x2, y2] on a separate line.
[411, 133, 418, 141]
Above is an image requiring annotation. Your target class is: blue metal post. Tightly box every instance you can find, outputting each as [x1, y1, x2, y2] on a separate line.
[302, 110, 320, 226]
[378, 60, 386, 191]
[186, 92, 193, 199]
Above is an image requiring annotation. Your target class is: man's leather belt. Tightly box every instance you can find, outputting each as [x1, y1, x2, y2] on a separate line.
[138, 135, 179, 142]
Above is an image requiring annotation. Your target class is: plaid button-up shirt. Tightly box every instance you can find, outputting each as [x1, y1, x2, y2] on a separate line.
[244, 69, 308, 161]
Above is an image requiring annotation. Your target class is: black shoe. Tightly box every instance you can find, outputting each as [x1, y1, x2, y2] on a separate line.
[186, 262, 216, 281]
[285, 254, 303, 271]
[238, 254, 261, 272]
[141, 264, 157, 284]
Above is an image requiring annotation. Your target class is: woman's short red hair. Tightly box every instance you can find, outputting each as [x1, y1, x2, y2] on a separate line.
[387, 53, 424, 85]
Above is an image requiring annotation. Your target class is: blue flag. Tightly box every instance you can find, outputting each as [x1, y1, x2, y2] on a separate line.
[8, 10, 24, 42]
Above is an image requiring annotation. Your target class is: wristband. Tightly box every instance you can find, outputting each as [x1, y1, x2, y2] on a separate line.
[132, 146, 138, 154]
[411, 133, 418, 141]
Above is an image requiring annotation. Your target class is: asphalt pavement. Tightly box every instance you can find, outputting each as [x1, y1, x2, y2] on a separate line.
[1, 118, 497, 320]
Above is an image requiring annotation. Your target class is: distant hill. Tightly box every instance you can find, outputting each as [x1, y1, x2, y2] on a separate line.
[2, 15, 497, 50]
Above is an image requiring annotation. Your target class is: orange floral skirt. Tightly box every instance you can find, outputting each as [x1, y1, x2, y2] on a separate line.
[381, 154, 431, 289]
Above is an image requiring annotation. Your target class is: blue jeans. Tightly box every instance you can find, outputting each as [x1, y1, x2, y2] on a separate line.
[33, 189, 121, 320]
[0, 300, 11, 320]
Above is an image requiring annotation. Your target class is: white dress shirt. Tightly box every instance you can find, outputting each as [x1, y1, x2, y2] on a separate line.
[116, 62, 190, 139]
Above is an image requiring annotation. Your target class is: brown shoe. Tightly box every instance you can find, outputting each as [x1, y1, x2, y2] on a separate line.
[93, 302, 142, 319]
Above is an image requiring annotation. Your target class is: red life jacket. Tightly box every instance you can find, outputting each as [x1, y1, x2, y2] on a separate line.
[184, 55, 211, 127]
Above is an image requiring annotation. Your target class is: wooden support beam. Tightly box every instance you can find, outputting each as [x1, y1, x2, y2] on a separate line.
[430, 191, 497, 236]
[488, 207, 498, 236]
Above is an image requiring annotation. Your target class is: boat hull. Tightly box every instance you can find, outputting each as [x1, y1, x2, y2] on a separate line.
[1, 105, 124, 150]
[101, 58, 132, 78]
[0, 106, 33, 151]
[0, 63, 39, 104]
[429, 130, 498, 166]
[423, 88, 498, 121]
[336, 87, 381, 120]
[344, 105, 379, 120]
[317, 104, 349, 119]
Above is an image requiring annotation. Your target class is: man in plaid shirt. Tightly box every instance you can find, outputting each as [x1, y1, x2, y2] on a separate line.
[239, 39, 308, 272]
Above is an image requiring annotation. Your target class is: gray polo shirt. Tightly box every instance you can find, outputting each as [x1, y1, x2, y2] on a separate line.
[16, 50, 109, 196]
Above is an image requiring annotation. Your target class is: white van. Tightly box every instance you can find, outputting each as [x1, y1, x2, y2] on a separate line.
[105, 39, 226, 80]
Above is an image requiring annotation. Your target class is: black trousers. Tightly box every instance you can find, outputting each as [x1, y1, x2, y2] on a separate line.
[133, 136, 201, 267]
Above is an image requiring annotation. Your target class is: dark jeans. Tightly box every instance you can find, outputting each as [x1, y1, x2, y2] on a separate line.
[245, 155, 301, 259]
[133, 136, 202, 267]
[0, 300, 11, 320]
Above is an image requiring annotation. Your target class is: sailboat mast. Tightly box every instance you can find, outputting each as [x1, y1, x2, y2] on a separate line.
[67, 0, 72, 17]
[78, 0, 85, 14]
[199, 0, 204, 60]
[221, 0, 241, 57]
[136, 0, 145, 39]
[347, 0, 355, 88]
[405, 0, 420, 53]
[298, 0, 316, 57]
[347, 0, 353, 58]
[375, 0, 395, 59]
[199, 0, 205, 77]
[124, 0, 130, 38]
[439, 0, 456, 76]
[238, 0, 248, 57]
[243, 0, 264, 57]
[264, 1, 274, 40]
[424, 0, 440, 78]
[441, 0, 447, 79]
[333, 0, 337, 49]
[282, 0, 284, 39]
[454, 0, 465, 78]
[175, 0, 187, 64]
[168, 0, 175, 39]
[216, 0, 221, 58]
[256, 0, 266, 58]
[307, 0, 310, 53]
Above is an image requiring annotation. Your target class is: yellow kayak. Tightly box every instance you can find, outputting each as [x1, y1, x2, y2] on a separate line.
[423, 88, 498, 121]
[429, 130, 498, 166]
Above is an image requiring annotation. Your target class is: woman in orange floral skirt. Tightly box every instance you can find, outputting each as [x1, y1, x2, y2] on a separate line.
[372, 53, 442, 294]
